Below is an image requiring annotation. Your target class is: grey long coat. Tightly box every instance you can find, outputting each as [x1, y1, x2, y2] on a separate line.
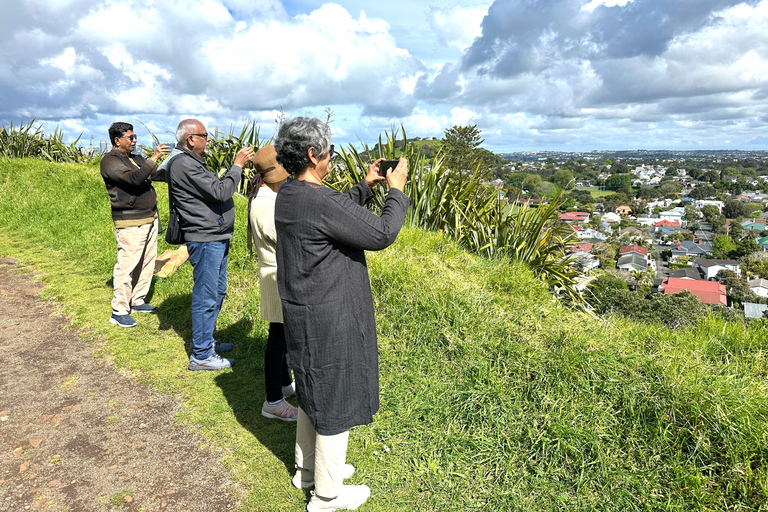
[275, 179, 409, 435]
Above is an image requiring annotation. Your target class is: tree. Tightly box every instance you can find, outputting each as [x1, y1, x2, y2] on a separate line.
[604, 174, 631, 192]
[551, 169, 575, 190]
[712, 234, 736, 259]
[683, 206, 699, 223]
[441, 125, 484, 174]
[592, 243, 617, 269]
[723, 199, 751, 219]
[701, 204, 720, 223]
[522, 174, 542, 193]
[733, 238, 760, 259]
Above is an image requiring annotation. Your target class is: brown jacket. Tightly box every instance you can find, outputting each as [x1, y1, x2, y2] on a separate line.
[100, 149, 158, 222]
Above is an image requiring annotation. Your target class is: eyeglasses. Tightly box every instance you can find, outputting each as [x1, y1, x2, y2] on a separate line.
[313, 145, 334, 159]
[121, 134, 138, 141]
[190, 132, 210, 139]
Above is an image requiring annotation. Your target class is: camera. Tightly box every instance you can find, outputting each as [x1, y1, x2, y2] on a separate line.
[379, 160, 399, 176]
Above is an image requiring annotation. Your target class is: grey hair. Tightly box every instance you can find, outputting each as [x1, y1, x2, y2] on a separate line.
[274, 117, 332, 175]
[175, 119, 200, 147]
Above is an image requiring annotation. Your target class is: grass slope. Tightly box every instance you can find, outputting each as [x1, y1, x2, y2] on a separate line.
[1, 157, 768, 511]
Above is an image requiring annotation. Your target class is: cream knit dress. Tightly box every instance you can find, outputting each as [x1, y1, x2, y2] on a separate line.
[248, 186, 283, 323]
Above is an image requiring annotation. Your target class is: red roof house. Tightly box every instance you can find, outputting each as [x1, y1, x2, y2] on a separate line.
[619, 244, 648, 256]
[658, 277, 727, 306]
[559, 212, 590, 222]
[654, 220, 681, 228]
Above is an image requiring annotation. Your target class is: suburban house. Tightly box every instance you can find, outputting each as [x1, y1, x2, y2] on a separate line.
[658, 277, 727, 306]
[740, 219, 766, 233]
[567, 242, 593, 254]
[757, 236, 768, 251]
[748, 278, 768, 298]
[615, 205, 632, 216]
[659, 207, 686, 226]
[669, 240, 712, 260]
[669, 267, 704, 280]
[617, 245, 654, 272]
[577, 228, 607, 240]
[636, 214, 659, 226]
[559, 212, 591, 223]
[692, 258, 741, 280]
[744, 302, 768, 319]
[693, 199, 724, 213]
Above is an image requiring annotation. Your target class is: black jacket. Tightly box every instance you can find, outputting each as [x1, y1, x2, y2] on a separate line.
[166, 147, 243, 242]
[100, 149, 158, 222]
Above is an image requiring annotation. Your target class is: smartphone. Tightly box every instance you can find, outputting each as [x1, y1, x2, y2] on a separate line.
[379, 160, 399, 176]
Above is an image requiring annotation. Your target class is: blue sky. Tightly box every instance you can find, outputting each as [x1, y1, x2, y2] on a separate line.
[2, 0, 768, 152]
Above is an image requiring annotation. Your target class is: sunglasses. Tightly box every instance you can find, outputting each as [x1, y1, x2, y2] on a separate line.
[121, 134, 138, 141]
[191, 132, 210, 139]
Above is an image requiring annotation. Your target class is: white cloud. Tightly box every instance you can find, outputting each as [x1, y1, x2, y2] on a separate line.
[429, 4, 489, 51]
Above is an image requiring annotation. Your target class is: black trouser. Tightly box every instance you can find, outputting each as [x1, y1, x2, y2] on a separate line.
[265, 322, 293, 402]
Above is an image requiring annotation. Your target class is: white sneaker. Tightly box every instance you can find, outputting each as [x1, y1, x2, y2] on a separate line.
[306, 484, 370, 512]
[292, 463, 356, 489]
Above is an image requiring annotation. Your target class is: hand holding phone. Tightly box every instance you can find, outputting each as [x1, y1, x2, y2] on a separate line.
[378, 160, 399, 176]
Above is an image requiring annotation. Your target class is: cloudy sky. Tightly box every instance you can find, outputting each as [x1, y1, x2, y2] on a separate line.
[2, 0, 768, 152]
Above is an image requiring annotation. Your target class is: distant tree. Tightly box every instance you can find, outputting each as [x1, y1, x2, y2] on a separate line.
[701, 204, 720, 223]
[441, 125, 484, 174]
[723, 199, 751, 219]
[605, 174, 631, 192]
[733, 238, 760, 259]
[689, 184, 716, 199]
[683, 206, 699, 223]
[703, 170, 720, 183]
[592, 243, 617, 269]
[570, 189, 593, 205]
[610, 162, 629, 174]
[658, 182, 681, 197]
[721, 276, 756, 306]
[712, 234, 736, 259]
[522, 174, 542, 193]
[741, 252, 768, 278]
[551, 169, 575, 190]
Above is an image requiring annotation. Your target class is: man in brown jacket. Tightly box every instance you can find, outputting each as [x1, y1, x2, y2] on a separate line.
[100, 122, 168, 328]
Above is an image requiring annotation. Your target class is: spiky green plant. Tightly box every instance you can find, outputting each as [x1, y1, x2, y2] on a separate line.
[328, 127, 582, 302]
[0, 119, 96, 163]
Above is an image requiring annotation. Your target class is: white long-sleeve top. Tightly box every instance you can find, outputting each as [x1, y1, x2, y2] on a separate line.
[248, 186, 283, 323]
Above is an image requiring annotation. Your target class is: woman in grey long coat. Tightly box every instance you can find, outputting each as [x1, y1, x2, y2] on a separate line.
[274, 117, 409, 512]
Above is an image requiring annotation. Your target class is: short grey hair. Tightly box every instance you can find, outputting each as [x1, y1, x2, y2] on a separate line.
[274, 116, 332, 175]
[175, 119, 199, 147]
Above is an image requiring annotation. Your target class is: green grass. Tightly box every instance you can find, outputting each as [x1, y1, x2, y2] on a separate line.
[584, 187, 616, 199]
[2, 157, 768, 511]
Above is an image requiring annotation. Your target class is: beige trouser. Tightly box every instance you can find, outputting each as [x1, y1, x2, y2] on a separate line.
[295, 407, 350, 499]
[111, 219, 158, 315]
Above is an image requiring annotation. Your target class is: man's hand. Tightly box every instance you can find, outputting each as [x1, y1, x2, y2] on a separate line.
[364, 158, 387, 189]
[149, 143, 170, 163]
[234, 146, 255, 169]
[387, 157, 408, 191]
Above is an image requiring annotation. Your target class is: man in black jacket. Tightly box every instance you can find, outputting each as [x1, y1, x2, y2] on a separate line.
[100, 122, 169, 328]
[167, 119, 253, 370]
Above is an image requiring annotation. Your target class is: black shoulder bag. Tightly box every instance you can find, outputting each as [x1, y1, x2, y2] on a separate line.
[165, 167, 185, 245]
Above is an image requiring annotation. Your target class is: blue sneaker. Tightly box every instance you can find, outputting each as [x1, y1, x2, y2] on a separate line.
[188, 352, 233, 371]
[214, 341, 233, 353]
[109, 313, 137, 328]
[130, 303, 157, 314]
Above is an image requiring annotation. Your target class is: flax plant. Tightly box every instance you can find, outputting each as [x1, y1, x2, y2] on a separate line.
[329, 127, 582, 302]
[0, 119, 96, 163]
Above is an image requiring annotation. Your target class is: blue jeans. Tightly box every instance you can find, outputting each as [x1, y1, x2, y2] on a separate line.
[186, 240, 229, 360]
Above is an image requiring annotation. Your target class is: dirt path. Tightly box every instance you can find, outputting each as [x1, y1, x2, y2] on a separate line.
[0, 257, 242, 511]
